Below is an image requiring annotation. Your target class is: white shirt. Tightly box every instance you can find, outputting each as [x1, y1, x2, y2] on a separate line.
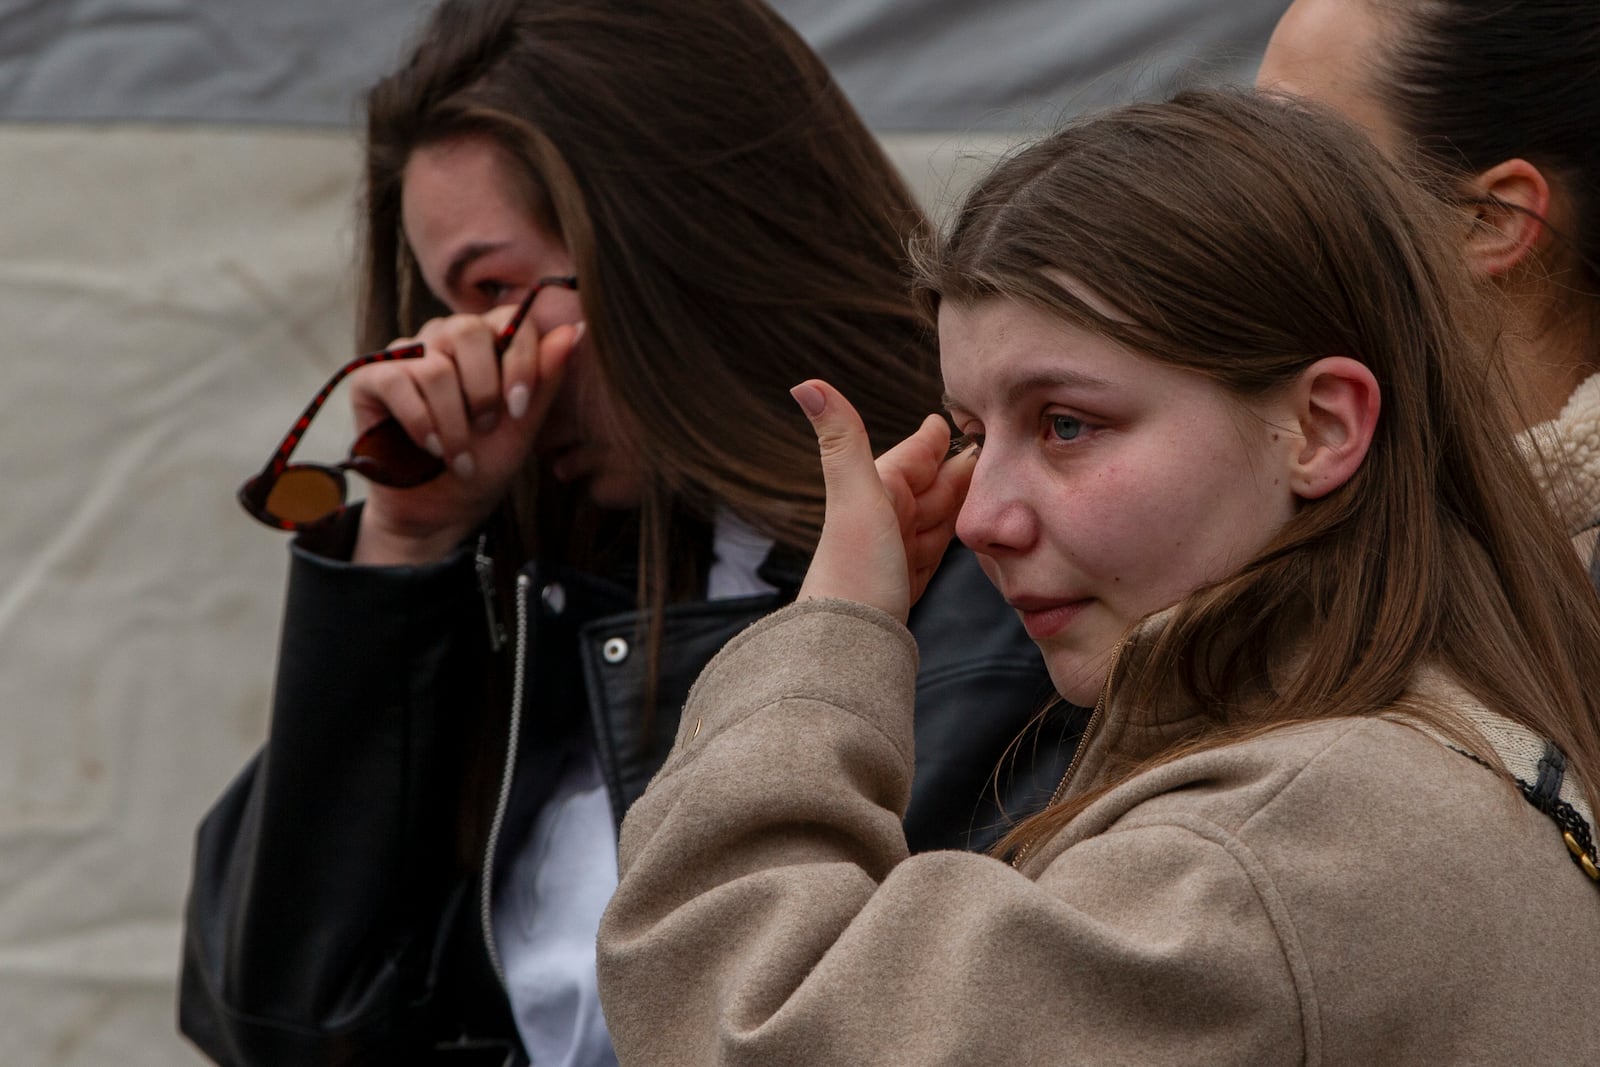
[494, 509, 777, 1065]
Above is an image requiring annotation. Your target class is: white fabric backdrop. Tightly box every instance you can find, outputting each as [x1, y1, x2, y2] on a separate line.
[0, 125, 362, 1065]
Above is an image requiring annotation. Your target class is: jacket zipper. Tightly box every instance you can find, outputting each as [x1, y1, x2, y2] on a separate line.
[479, 571, 531, 989]
[474, 535, 507, 653]
[1011, 637, 1127, 870]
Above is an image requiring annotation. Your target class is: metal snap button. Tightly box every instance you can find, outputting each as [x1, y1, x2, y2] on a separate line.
[540, 582, 566, 615]
[602, 636, 630, 664]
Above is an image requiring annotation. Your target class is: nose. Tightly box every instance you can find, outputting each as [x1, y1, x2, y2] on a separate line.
[955, 451, 1037, 556]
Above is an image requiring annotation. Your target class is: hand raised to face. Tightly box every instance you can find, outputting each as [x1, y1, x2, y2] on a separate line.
[791, 379, 973, 623]
[351, 305, 585, 565]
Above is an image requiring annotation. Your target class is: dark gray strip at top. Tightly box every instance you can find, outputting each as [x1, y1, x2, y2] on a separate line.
[0, 0, 1282, 130]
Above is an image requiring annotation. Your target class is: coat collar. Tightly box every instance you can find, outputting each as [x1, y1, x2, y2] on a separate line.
[1519, 369, 1600, 537]
[1061, 615, 1595, 835]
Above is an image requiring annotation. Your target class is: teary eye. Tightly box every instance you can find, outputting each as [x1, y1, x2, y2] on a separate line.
[476, 280, 513, 306]
[1050, 415, 1084, 441]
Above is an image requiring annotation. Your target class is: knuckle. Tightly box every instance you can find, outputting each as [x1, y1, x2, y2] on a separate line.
[414, 318, 450, 342]
[452, 313, 495, 341]
[413, 355, 459, 391]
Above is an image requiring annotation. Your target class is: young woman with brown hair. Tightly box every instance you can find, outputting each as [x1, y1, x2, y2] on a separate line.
[179, 1, 1067, 1063]
[595, 89, 1600, 1064]
[1259, 0, 1600, 570]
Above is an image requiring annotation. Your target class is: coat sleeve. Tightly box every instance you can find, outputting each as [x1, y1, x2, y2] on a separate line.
[596, 600, 1308, 1067]
[179, 526, 499, 1065]
[901, 543, 1070, 853]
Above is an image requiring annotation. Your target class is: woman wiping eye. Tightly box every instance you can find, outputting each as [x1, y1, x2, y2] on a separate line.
[596, 87, 1600, 1066]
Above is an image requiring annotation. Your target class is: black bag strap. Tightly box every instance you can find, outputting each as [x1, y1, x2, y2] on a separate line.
[1450, 740, 1599, 885]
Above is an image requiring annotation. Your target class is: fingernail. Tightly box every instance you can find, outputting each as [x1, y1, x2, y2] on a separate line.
[790, 382, 824, 417]
[474, 411, 499, 434]
[507, 383, 530, 420]
[572, 320, 587, 344]
[452, 452, 477, 480]
[424, 433, 445, 458]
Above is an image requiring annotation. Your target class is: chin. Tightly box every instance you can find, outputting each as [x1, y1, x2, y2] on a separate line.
[1046, 657, 1106, 709]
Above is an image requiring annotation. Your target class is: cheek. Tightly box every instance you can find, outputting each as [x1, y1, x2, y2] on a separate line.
[1049, 468, 1179, 583]
[1064, 439, 1286, 606]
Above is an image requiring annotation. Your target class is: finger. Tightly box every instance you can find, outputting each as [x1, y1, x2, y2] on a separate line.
[908, 523, 957, 579]
[905, 468, 966, 605]
[404, 330, 477, 477]
[503, 319, 584, 425]
[428, 314, 505, 435]
[351, 361, 442, 459]
[492, 301, 541, 422]
[913, 445, 975, 532]
[876, 413, 956, 496]
[877, 416, 972, 538]
[790, 378, 887, 514]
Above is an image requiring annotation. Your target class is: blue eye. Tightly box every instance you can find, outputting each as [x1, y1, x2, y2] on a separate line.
[1050, 415, 1084, 441]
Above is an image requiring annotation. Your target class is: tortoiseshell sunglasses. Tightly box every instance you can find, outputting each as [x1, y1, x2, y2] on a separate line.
[238, 275, 579, 530]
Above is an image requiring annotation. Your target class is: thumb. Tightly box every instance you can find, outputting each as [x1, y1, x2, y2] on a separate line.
[790, 379, 884, 512]
[791, 378, 910, 620]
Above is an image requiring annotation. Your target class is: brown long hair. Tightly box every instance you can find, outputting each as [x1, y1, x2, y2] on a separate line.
[360, 0, 936, 616]
[911, 89, 1600, 855]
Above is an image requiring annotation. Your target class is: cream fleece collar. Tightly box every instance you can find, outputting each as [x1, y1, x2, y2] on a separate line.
[1401, 669, 1595, 830]
[1519, 370, 1600, 537]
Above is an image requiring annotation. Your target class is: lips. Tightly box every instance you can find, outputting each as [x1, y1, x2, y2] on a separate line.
[1006, 594, 1093, 641]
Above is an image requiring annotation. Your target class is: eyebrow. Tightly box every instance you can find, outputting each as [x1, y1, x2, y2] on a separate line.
[942, 368, 1115, 411]
[442, 241, 510, 297]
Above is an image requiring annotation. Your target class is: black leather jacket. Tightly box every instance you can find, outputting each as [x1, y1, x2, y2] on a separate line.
[180, 515, 1080, 1066]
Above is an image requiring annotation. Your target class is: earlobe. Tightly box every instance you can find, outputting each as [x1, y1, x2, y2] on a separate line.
[1289, 357, 1380, 501]
[1462, 159, 1550, 279]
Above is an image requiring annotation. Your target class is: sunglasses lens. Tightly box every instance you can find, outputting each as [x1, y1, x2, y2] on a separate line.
[350, 417, 447, 488]
[264, 467, 347, 526]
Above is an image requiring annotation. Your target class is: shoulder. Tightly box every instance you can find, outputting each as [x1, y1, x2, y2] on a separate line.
[1034, 716, 1533, 881]
[1111, 717, 1508, 839]
[1049, 716, 1591, 949]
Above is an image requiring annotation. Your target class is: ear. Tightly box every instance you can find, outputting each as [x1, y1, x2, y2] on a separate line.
[1287, 356, 1380, 501]
[1461, 158, 1551, 279]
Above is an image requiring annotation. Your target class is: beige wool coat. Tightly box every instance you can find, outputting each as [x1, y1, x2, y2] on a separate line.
[597, 599, 1600, 1066]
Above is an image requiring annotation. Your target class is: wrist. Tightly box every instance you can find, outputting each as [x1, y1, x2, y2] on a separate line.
[353, 507, 472, 566]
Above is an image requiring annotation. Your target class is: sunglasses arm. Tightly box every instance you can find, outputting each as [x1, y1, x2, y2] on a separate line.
[248, 342, 427, 484]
